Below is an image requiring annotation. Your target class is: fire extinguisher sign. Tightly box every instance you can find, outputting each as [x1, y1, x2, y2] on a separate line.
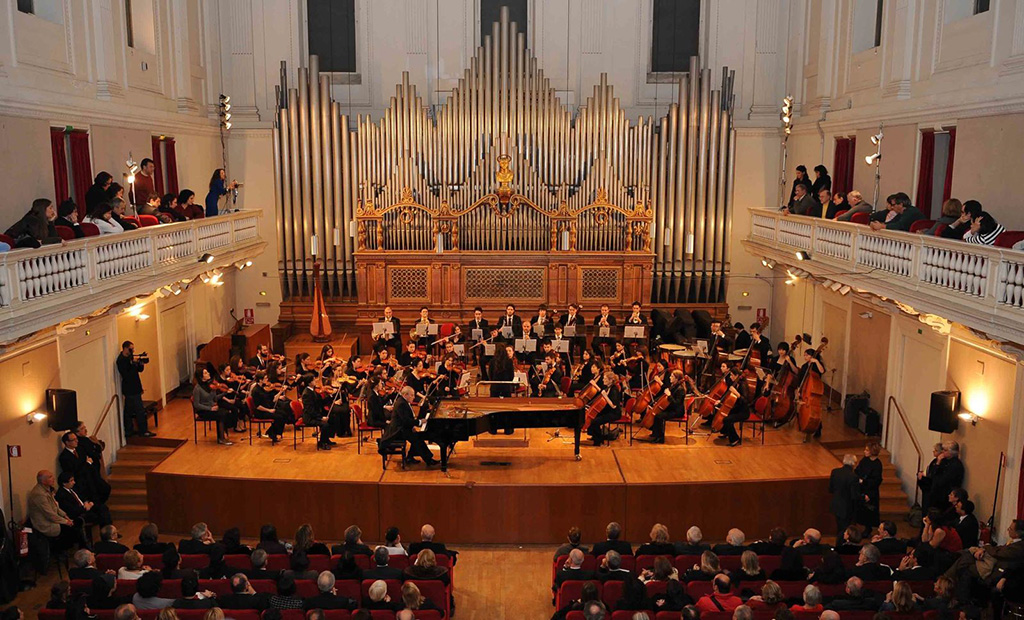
[7, 445, 21, 458]
[243, 309, 255, 326]
[756, 308, 768, 324]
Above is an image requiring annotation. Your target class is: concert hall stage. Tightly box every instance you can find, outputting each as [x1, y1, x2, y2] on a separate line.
[145, 399, 847, 544]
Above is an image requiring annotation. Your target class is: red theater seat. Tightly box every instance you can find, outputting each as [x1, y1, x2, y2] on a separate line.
[138, 214, 161, 227]
[408, 579, 451, 619]
[851, 212, 870, 225]
[557, 580, 602, 610]
[80, 222, 101, 236]
[995, 230, 1024, 248]
[55, 225, 76, 240]
[910, 219, 934, 233]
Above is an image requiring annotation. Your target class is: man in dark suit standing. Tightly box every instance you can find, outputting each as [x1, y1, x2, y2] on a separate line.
[530, 304, 553, 338]
[303, 571, 357, 611]
[379, 387, 437, 466]
[931, 441, 965, 512]
[374, 306, 402, 353]
[829, 455, 861, 540]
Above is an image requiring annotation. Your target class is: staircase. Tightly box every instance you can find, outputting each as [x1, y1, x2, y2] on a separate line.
[823, 439, 918, 538]
[107, 439, 181, 521]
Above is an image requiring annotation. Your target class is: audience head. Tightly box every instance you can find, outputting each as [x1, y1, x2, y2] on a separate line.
[726, 528, 745, 546]
[113, 604, 139, 620]
[804, 528, 821, 544]
[761, 581, 783, 604]
[385, 526, 401, 546]
[204, 609, 225, 620]
[222, 526, 242, 549]
[802, 584, 822, 607]
[396, 612, 415, 620]
[306, 612, 324, 620]
[972, 211, 999, 236]
[650, 523, 669, 544]
[366, 578, 388, 601]
[401, 581, 424, 610]
[890, 581, 914, 612]
[924, 508, 943, 527]
[94, 172, 114, 188]
[768, 527, 787, 545]
[36, 470, 56, 489]
[941, 198, 963, 219]
[180, 574, 199, 598]
[686, 526, 703, 545]
[713, 574, 732, 594]
[416, 548, 438, 569]
[373, 546, 390, 567]
[879, 521, 897, 538]
[700, 550, 720, 574]
[813, 165, 828, 178]
[58, 199, 78, 221]
[290, 550, 310, 572]
[566, 526, 582, 546]
[846, 576, 864, 596]
[277, 574, 296, 597]
[956, 499, 975, 516]
[251, 548, 268, 569]
[740, 550, 760, 576]
[136, 571, 162, 598]
[606, 521, 622, 541]
[821, 612, 840, 620]
[843, 525, 862, 545]
[230, 573, 250, 594]
[582, 600, 608, 620]
[178, 189, 195, 207]
[847, 190, 863, 206]
[605, 550, 622, 570]
[316, 570, 335, 594]
[123, 550, 143, 571]
[681, 606, 700, 620]
[1009, 519, 1023, 540]
[780, 546, 804, 571]
[962, 200, 983, 219]
[934, 576, 954, 599]
[73, 549, 94, 568]
[859, 543, 880, 564]
[842, 454, 857, 467]
[190, 522, 209, 542]
[260, 523, 279, 544]
[568, 548, 585, 568]
[734, 606, 753, 620]
[652, 556, 674, 580]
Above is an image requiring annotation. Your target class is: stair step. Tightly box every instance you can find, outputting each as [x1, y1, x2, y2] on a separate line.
[880, 498, 909, 511]
[107, 473, 146, 489]
[108, 503, 148, 519]
[879, 488, 906, 499]
[110, 488, 148, 500]
[110, 462, 155, 475]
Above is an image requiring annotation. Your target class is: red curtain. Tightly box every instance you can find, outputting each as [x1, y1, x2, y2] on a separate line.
[50, 128, 70, 205]
[68, 131, 93, 218]
[164, 138, 179, 195]
[833, 137, 856, 196]
[942, 127, 956, 204]
[915, 130, 936, 218]
[151, 135, 165, 196]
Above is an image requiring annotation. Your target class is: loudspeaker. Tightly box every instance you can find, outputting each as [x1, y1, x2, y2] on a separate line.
[929, 390, 961, 433]
[46, 388, 79, 432]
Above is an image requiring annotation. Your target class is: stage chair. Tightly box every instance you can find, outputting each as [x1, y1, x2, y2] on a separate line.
[686, 580, 714, 599]
[644, 580, 669, 598]
[353, 400, 384, 454]
[612, 611, 641, 620]
[389, 554, 410, 569]
[674, 555, 701, 569]
[266, 553, 290, 570]
[833, 210, 849, 219]
[995, 230, 1024, 248]
[361, 578, 403, 605]
[556, 580, 602, 609]
[275, 611, 306, 620]
[309, 554, 331, 571]
[379, 438, 407, 471]
[158, 579, 183, 598]
[289, 399, 311, 450]
[614, 398, 635, 445]
[225, 554, 253, 570]
[179, 554, 208, 569]
[95, 554, 122, 571]
[247, 395, 276, 445]
[191, 396, 217, 444]
[718, 555, 743, 571]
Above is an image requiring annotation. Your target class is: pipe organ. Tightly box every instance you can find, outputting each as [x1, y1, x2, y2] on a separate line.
[273, 9, 735, 323]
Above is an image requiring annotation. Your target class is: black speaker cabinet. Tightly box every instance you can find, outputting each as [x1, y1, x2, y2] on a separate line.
[46, 388, 79, 432]
[929, 390, 961, 433]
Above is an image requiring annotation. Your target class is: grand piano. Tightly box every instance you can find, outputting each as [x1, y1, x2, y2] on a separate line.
[418, 397, 584, 472]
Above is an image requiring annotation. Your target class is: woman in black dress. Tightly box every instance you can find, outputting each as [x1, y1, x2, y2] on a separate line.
[856, 442, 883, 531]
[488, 344, 515, 397]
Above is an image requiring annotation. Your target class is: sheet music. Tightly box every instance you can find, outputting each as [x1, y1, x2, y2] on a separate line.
[372, 322, 394, 337]
[564, 325, 577, 337]
[427, 324, 439, 335]
[483, 343, 496, 356]
[534, 323, 545, 336]
[514, 338, 537, 353]
[453, 344, 465, 356]
[513, 370, 528, 385]
[599, 326, 611, 337]
[552, 339, 569, 353]
[415, 323, 429, 336]
[501, 325, 513, 338]
[471, 328, 484, 340]
[623, 326, 645, 339]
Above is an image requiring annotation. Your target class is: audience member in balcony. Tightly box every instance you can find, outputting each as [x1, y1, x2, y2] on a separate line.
[219, 527, 251, 557]
[134, 523, 173, 555]
[963, 211, 1005, 245]
[955, 500, 980, 549]
[86, 172, 114, 213]
[332, 550, 364, 581]
[56, 471, 112, 528]
[6, 198, 61, 247]
[869, 521, 908, 556]
[132, 571, 176, 610]
[293, 523, 329, 556]
[789, 165, 812, 204]
[93, 526, 127, 555]
[402, 581, 441, 613]
[879, 581, 919, 613]
[206, 168, 240, 217]
[808, 550, 847, 585]
[817, 187, 839, 218]
[637, 523, 677, 557]
[54, 199, 85, 238]
[117, 550, 151, 580]
[825, 191, 849, 220]
[856, 442, 883, 530]
[218, 574, 270, 611]
[826, 577, 882, 611]
[770, 547, 809, 581]
[835, 190, 874, 222]
[554, 549, 594, 591]
[364, 580, 401, 612]
[193, 368, 234, 446]
[554, 526, 589, 560]
[133, 159, 157, 203]
[178, 522, 216, 556]
[302, 571, 357, 611]
[869, 192, 923, 231]
[157, 193, 187, 222]
[745, 580, 785, 610]
[596, 550, 631, 582]
[791, 584, 824, 613]
[171, 575, 216, 610]
[713, 529, 748, 556]
[682, 551, 721, 582]
[364, 546, 404, 581]
[919, 198, 962, 235]
[82, 202, 124, 235]
[177, 189, 205, 220]
[696, 575, 743, 614]
[749, 528, 787, 556]
[591, 522, 632, 557]
[850, 544, 893, 581]
[784, 183, 818, 217]
[404, 548, 450, 586]
[256, 524, 288, 555]
[111, 198, 138, 230]
[892, 544, 935, 581]
[811, 165, 832, 197]
[381, 526, 408, 556]
[551, 581, 601, 620]
[106, 182, 125, 204]
[160, 548, 196, 580]
[940, 199, 983, 240]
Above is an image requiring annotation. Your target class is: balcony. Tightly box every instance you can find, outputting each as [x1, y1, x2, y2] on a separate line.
[743, 208, 1024, 345]
[0, 210, 266, 343]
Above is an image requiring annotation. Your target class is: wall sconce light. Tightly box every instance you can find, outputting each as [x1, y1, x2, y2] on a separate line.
[761, 258, 775, 269]
[795, 250, 810, 261]
[28, 412, 47, 425]
[199, 253, 215, 264]
[859, 311, 873, 319]
[958, 411, 980, 426]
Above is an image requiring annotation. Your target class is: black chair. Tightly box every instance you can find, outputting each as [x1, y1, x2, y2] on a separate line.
[378, 439, 406, 471]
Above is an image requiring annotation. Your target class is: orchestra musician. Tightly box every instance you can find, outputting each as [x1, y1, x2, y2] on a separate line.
[378, 386, 438, 467]
[435, 355, 461, 399]
[488, 343, 516, 397]
[700, 319, 732, 384]
[515, 321, 537, 365]
[588, 370, 624, 446]
[216, 363, 248, 432]
[250, 371, 291, 444]
[374, 348, 399, 378]
[570, 350, 598, 395]
[625, 346, 650, 391]
[494, 304, 524, 343]
[405, 358, 433, 401]
[625, 301, 648, 326]
[592, 303, 617, 354]
[550, 324, 573, 367]
[365, 377, 389, 428]
[415, 307, 437, 349]
[374, 305, 403, 352]
[229, 354, 255, 379]
[644, 369, 689, 444]
[301, 376, 342, 450]
[716, 368, 752, 447]
[748, 323, 772, 362]
[531, 351, 564, 398]
[732, 323, 752, 352]
[192, 368, 233, 445]
[398, 341, 421, 367]
[558, 303, 586, 357]
[531, 304, 552, 338]
[773, 341, 798, 375]
[249, 344, 273, 371]
[467, 307, 491, 374]
[797, 346, 826, 442]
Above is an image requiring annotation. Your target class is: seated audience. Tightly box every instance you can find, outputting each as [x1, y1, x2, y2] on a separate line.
[555, 526, 589, 560]
[117, 550, 150, 580]
[869, 521, 909, 555]
[879, 581, 920, 613]
[921, 198, 962, 235]
[784, 184, 818, 217]
[734, 550, 766, 585]
[256, 524, 289, 555]
[135, 523, 174, 555]
[892, 544, 935, 581]
[268, 574, 303, 610]
[682, 551, 721, 582]
[330, 525, 372, 556]
[46, 581, 70, 609]
[637, 523, 677, 557]
[404, 548, 450, 585]
[922, 508, 963, 553]
[303, 571, 357, 610]
[696, 575, 743, 614]
[88, 575, 128, 610]
[713, 529, 747, 556]
[177, 190, 204, 220]
[179, 522, 215, 555]
[746, 581, 785, 610]
[408, 524, 454, 558]
[6, 198, 61, 247]
[113, 603, 138, 620]
[850, 544, 893, 581]
[749, 528, 787, 556]
[835, 190, 873, 221]
[940, 199, 982, 240]
[921, 576, 957, 611]
[955, 499, 980, 548]
[160, 548, 195, 580]
[82, 201, 125, 235]
[401, 581, 440, 612]
[132, 571, 176, 610]
[552, 581, 601, 620]
[943, 519, 1023, 604]
[198, 545, 239, 579]
[554, 549, 595, 591]
[597, 550, 632, 582]
[652, 579, 693, 612]
[28, 470, 86, 553]
[825, 190, 847, 219]
[332, 550, 363, 581]
[86, 173, 114, 213]
[963, 211, 1005, 245]
[790, 584, 824, 613]
[770, 547, 809, 581]
[827, 576, 882, 611]
[592, 521, 633, 556]
[808, 550, 847, 585]
[294, 523, 330, 556]
[836, 526, 863, 555]
[54, 199, 85, 238]
[282, 550, 317, 581]
[69, 550, 111, 581]
[616, 576, 652, 612]
[110, 197, 138, 230]
[171, 575, 215, 610]
[93, 525, 129, 555]
[640, 555, 678, 583]
[364, 580, 401, 612]
[792, 528, 830, 555]
[247, 549, 281, 581]
[56, 471, 112, 528]
[364, 546, 404, 581]
[218, 574, 270, 610]
[158, 193, 187, 222]
[381, 526, 408, 556]
[220, 527, 252, 556]
[869, 192, 922, 231]
[677, 526, 711, 556]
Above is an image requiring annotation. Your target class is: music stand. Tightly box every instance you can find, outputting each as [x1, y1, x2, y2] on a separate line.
[623, 326, 645, 339]
[514, 339, 537, 353]
[534, 323, 546, 337]
[372, 322, 394, 339]
[551, 340, 570, 353]
[563, 325, 577, 337]
[453, 344, 465, 356]
[501, 325, 514, 339]
[483, 343, 496, 356]
[471, 328, 484, 341]
[598, 326, 611, 338]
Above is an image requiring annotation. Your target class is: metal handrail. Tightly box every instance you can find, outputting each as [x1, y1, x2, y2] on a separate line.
[885, 395, 923, 505]
[95, 394, 122, 448]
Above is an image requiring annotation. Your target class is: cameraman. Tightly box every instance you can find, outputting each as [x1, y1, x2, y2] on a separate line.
[117, 341, 155, 438]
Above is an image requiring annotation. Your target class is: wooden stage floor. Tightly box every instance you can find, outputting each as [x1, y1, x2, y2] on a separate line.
[146, 396, 861, 544]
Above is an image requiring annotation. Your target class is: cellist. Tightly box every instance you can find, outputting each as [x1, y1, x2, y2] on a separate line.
[643, 369, 689, 444]
[716, 368, 752, 447]
[587, 370, 623, 446]
[797, 346, 827, 442]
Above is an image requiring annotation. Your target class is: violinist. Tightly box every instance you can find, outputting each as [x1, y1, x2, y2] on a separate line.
[625, 301, 648, 326]
[488, 343, 516, 397]
[644, 369, 688, 444]
[569, 349, 596, 395]
[293, 353, 318, 391]
[405, 358, 434, 401]
[216, 363, 247, 432]
[319, 344, 344, 377]
[797, 347, 826, 442]
[374, 305, 402, 352]
[374, 348, 400, 378]
[714, 368, 752, 447]
[192, 368, 233, 445]
[301, 375, 341, 450]
[435, 355, 461, 399]
[593, 371, 625, 446]
[415, 306, 437, 349]
[249, 344, 272, 371]
[532, 351, 564, 398]
[442, 340, 465, 368]
[559, 303, 586, 357]
[530, 304, 552, 338]
[250, 371, 290, 444]
[493, 304, 524, 343]
[592, 303, 617, 354]
[398, 341, 420, 367]
[610, 341, 630, 377]
[229, 354, 255, 379]
[365, 377, 389, 428]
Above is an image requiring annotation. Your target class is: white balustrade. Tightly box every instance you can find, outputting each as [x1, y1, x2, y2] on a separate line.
[920, 246, 988, 298]
[751, 213, 777, 241]
[814, 225, 853, 261]
[197, 221, 232, 251]
[233, 217, 260, 242]
[856, 234, 913, 277]
[777, 218, 813, 250]
[95, 237, 153, 280]
[156, 229, 196, 262]
[0, 267, 10, 307]
[997, 260, 1024, 308]
[15, 249, 88, 300]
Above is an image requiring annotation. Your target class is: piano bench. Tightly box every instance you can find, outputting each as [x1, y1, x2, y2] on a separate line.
[379, 441, 407, 471]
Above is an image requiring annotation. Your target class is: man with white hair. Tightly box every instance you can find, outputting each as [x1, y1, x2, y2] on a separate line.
[836, 190, 873, 221]
[597, 550, 632, 582]
[378, 386, 437, 466]
[303, 571, 357, 610]
[676, 526, 710, 555]
[733, 605, 754, 620]
[850, 543, 892, 581]
[827, 576, 882, 611]
[178, 522, 214, 555]
[829, 455, 861, 539]
[554, 548, 595, 591]
[714, 528, 747, 555]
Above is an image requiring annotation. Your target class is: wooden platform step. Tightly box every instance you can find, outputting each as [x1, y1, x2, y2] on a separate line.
[107, 439, 182, 523]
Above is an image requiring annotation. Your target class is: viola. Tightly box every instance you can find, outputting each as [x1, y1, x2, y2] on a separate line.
[795, 337, 829, 434]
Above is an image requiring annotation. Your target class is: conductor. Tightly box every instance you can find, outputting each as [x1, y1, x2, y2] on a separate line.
[379, 386, 439, 467]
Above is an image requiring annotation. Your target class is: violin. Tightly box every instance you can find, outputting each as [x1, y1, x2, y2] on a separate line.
[537, 363, 558, 393]
[795, 338, 829, 434]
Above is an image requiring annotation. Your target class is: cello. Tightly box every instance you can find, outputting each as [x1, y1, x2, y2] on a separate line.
[769, 335, 804, 422]
[698, 343, 752, 420]
[794, 338, 829, 435]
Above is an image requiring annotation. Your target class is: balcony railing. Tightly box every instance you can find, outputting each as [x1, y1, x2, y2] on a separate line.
[744, 208, 1024, 344]
[0, 211, 265, 342]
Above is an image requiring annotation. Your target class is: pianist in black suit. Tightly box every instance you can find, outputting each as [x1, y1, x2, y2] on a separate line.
[494, 304, 524, 343]
[374, 306, 402, 352]
[379, 387, 438, 466]
[591, 304, 617, 354]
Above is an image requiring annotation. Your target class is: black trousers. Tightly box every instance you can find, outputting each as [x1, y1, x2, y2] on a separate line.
[587, 408, 620, 440]
[719, 410, 749, 444]
[123, 393, 148, 435]
[650, 410, 684, 440]
[262, 400, 291, 438]
[403, 431, 434, 461]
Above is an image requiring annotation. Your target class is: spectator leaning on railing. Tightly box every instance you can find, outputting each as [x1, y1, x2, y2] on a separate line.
[869, 192, 923, 231]
[82, 201, 125, 235]
[963, 211, 1005, 245]
[6, 198, 62, 247]
[940, 199, 982, 240]
[55, 199, 85, 238]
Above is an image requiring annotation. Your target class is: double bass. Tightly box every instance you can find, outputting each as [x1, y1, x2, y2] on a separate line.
[769, 335, 804, 422]
[794, 338, 829, 434]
